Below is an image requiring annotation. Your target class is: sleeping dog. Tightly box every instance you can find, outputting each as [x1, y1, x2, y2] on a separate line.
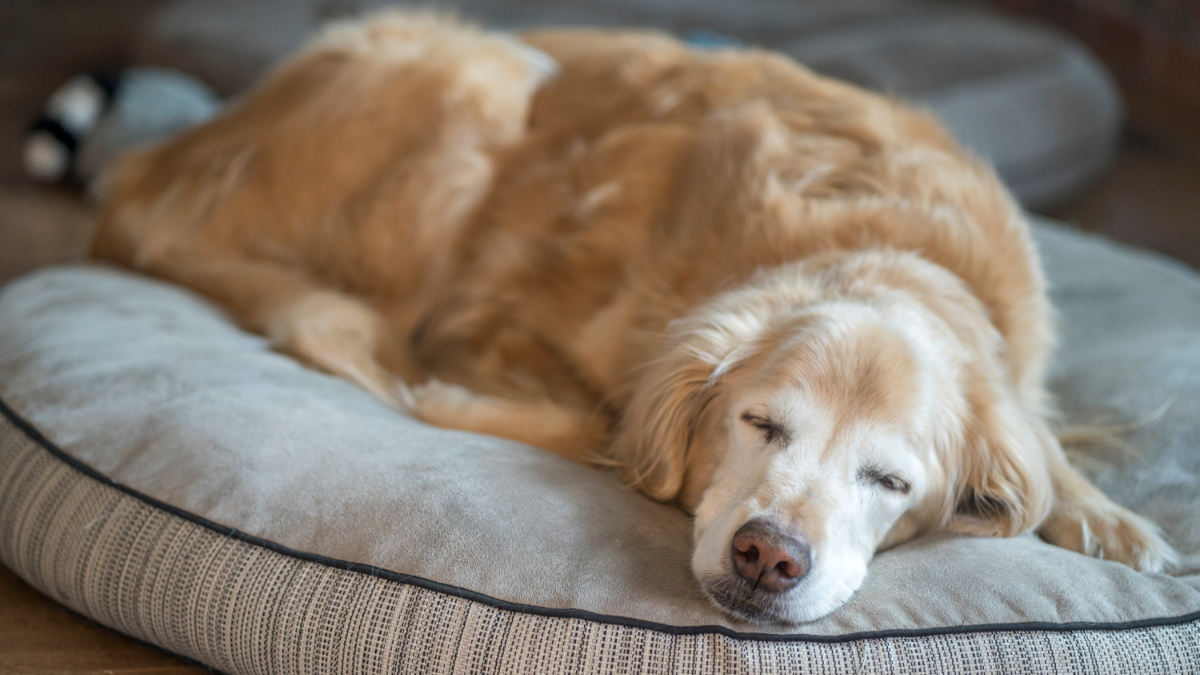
[91, 12, 1175, 624]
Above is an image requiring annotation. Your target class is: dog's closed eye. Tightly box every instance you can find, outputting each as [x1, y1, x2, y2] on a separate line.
[740, 412, 791, 446]
[857, 465, 911, 494]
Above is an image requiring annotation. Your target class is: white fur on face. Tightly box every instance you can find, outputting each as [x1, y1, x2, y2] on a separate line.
[690, 304, 962, 624]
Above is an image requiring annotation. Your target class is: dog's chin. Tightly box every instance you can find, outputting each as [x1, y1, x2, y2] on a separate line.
[699, 572, 853, 626]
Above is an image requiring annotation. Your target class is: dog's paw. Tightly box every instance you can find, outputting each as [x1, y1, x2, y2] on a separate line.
[1039, 499, 1178, 572]
[410, 380, 609, 462]
[409, 379, 479, 419]
[409, 379, 525, 430]
[269, 291, 410, 410]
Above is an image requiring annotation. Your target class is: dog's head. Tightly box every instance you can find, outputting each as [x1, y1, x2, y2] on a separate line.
[613, 251, 1054, 624]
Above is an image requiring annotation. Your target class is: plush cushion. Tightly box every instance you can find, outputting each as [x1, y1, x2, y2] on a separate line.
[134, 0, 1120, 208]
[0, 219, 1198, 673]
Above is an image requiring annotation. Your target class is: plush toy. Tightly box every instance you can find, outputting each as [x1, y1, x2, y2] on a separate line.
[23, 68, 221, 192]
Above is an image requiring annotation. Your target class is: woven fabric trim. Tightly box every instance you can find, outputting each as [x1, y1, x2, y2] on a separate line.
[2, 403, 1199, 674]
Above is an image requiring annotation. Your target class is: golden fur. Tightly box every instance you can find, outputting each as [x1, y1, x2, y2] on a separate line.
[91, 12, 1175, 623]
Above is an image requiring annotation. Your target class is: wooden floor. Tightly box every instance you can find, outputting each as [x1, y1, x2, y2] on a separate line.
[0, 565, 204, 674]
[1, 1, 1199, 673]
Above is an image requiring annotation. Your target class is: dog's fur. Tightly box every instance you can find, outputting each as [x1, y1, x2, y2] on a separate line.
[91, 13, 1175, 624]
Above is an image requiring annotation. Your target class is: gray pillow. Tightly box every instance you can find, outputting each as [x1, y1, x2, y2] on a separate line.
[0, 219, 1196, 673]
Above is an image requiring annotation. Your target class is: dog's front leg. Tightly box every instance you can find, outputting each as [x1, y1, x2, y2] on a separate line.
[1038, 439, 1177, 572]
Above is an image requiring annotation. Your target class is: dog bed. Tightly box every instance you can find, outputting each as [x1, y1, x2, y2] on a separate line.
[1, 219, 1198, 674]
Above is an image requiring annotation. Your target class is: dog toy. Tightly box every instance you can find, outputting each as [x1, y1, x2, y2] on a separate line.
[23, 69, 221, 190]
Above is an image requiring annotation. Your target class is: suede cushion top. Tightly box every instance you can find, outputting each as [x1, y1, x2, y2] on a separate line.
[0, 219, 1197, 635]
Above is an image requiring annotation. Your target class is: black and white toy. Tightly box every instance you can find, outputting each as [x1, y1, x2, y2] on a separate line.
[23, 69, 221, 191]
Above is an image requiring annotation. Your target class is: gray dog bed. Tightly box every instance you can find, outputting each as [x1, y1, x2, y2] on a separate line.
[0, 219, 1197, 674]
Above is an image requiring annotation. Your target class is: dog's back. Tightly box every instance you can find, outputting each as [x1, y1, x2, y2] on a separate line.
[413, 27, 1054, 414]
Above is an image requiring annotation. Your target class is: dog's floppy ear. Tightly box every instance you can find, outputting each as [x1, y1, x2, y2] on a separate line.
[611, 350, 719, 503]
[611, 314, 758, 505]
[949, 376, 1054, 538]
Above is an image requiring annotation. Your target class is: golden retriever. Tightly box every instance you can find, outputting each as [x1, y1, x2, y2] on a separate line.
[91, 12, 1175, 624]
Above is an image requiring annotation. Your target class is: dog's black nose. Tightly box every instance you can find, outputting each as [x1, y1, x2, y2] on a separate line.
[731, 518, 810, 593]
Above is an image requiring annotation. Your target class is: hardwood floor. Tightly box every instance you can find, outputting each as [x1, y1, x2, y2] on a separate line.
[0, 184, 95, 286]
[0, 564, 204, 674]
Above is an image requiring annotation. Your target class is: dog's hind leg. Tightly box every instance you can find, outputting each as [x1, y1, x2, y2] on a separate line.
[410, 380, 611, 464]
[266, 288, 413, 410]
[142, 252, 414, 410]
[89, 14, 560, 410]
[1038, 437, 1177, 572]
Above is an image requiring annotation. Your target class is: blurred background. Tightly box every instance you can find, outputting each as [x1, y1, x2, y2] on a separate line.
[0, 0, 1197, 671]
[2, 0, 1199, 288]
[1, 0, 1199, 292]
